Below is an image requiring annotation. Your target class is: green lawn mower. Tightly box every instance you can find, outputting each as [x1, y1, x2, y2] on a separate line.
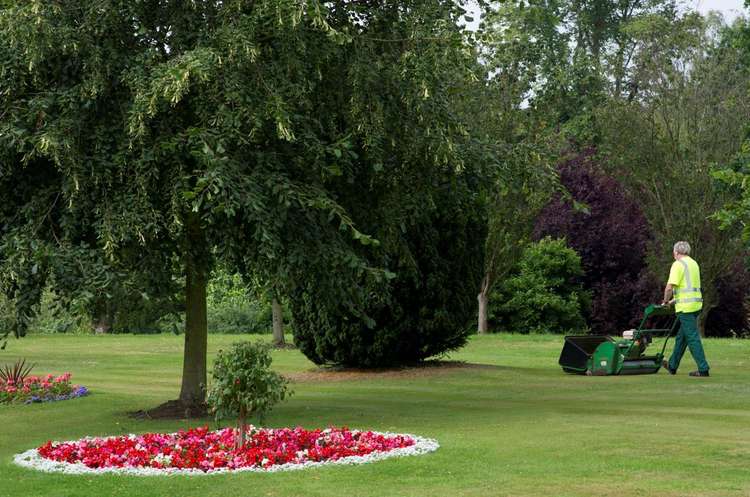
[559, 304, 679, 376]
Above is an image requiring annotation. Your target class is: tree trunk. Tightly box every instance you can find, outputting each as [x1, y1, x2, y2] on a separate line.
[697, 288, 717, 338]
[477, 274, 491, 334]
[93, 313, 112, 334]
[698, 302, 713, 338]
[236, 406, 247, 450]
[271, 296, 285, 346]
[92, 297, 113, 334]
[179, 214, 208, 407]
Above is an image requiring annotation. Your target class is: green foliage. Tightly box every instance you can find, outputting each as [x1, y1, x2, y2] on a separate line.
[3, 274, 278, 336]
[714, 138, 750, 241]
[282, 3, 489, 367]
[163, 271, 287, 335]
[291, 181, 485, 367]
[479, 0, 680, 133]
[0, 1, 485, 399]
[478, 138, 561, 304]
[596, 12, 750, 325]
[25, 288, 87, 335]
[0, 294, 13, 344]
[208, 298, 273, 335]
[490, 238, 589, 334]
[206, 342, 290, 427]
[206, 271, 277, 335]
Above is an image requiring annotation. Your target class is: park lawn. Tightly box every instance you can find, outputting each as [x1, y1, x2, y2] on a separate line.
[0, 334, 749, 497]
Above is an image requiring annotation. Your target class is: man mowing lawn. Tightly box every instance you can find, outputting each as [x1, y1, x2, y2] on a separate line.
[661, 241, 710, 377]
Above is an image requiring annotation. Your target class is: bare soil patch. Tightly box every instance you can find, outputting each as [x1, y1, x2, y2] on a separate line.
[285, 360, 500, 383]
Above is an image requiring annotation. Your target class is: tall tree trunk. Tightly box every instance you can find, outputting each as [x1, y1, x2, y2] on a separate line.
[93, 315, 112, 335]
[477, 274, 491, 334]
[92, 297, 113, 334]
[179, 214, 208, 406]
[697, 301, 713, 339]
[93, 312, 113, 334]
[271, 295, 285, 346]
[697, 287, 718, 338]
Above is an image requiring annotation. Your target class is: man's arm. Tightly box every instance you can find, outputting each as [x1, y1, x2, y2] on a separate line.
[662, 284, 674, 305]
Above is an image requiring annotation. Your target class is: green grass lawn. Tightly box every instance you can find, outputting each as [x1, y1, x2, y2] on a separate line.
[1, 333, 749, 497]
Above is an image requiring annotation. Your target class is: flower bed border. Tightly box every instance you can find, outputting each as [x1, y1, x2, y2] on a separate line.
[13, 430, 439, 476]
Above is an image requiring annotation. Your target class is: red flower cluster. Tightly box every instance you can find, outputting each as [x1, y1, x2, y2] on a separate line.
[38, 426, 415, 472]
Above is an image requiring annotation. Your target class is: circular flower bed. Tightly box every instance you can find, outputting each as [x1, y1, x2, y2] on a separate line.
[14, 426, 439, 475]
[1, 373, 89, 404]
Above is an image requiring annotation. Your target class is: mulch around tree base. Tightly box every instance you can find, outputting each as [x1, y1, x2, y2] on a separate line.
[128, 399, 208, 420]
[286, 360, 504, 383]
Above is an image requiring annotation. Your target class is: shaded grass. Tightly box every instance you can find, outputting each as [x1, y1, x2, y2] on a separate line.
[0, 334, 748, 497]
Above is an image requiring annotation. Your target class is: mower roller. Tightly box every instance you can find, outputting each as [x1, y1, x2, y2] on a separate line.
[558, 304, 679, 376]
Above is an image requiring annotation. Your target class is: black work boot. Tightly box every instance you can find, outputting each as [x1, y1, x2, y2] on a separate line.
[689, 370, 710, 377]
[662, 360, 676, 375]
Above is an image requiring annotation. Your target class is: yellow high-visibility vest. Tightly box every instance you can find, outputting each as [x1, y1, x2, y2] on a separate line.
[668, 256, 703, 313]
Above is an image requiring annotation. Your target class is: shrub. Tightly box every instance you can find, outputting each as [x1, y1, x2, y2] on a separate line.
[704, 261, 750, 337]
[206, 342, 290, 448]
[207, 271, 262, 333]
[290, 188, 485, 367]
[534, 150, 656, 334]
[489, 237, 590, 333]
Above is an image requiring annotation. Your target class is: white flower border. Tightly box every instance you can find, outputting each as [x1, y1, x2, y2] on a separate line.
[13, 430, 439, 476]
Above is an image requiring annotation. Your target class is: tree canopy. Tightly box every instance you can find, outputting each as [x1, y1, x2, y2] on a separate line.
[0, 1, 491, 400]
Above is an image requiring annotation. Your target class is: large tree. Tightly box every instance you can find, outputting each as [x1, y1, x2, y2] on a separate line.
[288, 2, 489, 366]
[480, 0, 683, 133]
[0, 1, 370, 410]
[0, 1, 489, 393]
[597, 12, 750, 333]
[534, 149, 656, 336]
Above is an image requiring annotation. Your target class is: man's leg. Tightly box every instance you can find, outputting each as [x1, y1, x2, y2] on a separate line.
[680, 311, 710, 373]
[668, 317, 687, 372]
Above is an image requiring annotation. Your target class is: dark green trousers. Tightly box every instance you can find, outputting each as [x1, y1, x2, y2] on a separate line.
[668, 311, 710, 373]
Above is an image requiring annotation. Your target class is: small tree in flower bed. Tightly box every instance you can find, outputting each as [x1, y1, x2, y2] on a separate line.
[207, 342, 290, 449]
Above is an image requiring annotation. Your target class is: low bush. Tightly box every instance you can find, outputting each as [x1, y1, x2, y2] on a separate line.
[290, 187, 485, 367]
[489, 237, 590, 334]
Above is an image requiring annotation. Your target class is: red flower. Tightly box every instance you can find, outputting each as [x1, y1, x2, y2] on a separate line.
[37, 427, 415, 472]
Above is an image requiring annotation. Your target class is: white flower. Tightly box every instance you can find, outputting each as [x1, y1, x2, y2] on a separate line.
[152, 454, 173, 465]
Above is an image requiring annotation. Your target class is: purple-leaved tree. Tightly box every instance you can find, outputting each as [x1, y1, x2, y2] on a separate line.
[534, 149, 657, 335]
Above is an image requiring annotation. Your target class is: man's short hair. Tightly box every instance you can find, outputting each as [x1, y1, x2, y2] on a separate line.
[673, 241, 691, 255]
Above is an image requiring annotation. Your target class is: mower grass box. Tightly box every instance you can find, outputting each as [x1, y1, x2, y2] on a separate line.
[559, 304, 679, 376]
